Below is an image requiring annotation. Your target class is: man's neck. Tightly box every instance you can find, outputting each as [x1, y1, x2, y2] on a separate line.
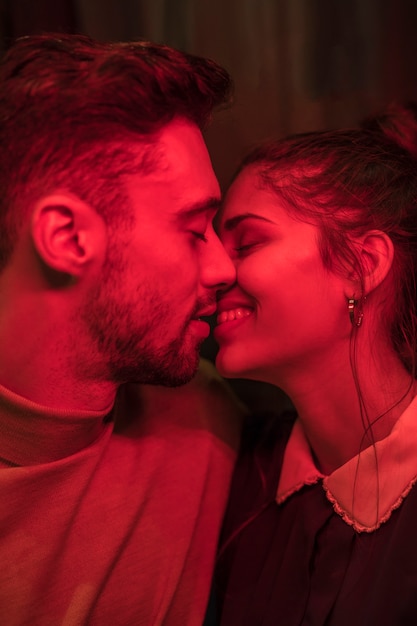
[0, 380, 113, 466]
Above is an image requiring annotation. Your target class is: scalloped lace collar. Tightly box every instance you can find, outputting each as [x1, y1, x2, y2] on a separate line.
[276, 395, 417, 532]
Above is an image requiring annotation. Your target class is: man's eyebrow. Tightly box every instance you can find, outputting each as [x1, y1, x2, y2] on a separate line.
[177, 197, 221, 218]
[222, 213, 276, 231]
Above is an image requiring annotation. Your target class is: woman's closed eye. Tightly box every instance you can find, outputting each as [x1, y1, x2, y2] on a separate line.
[221, 219, 275, 257]
[233, 237, 263, 256]
[235, 242, 257, 252]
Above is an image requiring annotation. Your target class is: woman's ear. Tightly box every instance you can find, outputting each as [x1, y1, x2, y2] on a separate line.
[31, 193, 107, 277]
[345, 230, 394, 297]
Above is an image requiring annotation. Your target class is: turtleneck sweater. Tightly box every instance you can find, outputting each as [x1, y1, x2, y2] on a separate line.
[0, 377, 239, 625]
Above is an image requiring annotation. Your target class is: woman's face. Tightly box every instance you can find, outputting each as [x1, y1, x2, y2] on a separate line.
[214, 166, 351, 384]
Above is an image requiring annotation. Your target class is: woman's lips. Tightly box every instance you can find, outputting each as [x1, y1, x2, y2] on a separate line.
[216, 307, 253, 325]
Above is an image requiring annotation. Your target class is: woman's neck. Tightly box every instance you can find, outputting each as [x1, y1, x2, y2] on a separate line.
[273, 341, 415, 475]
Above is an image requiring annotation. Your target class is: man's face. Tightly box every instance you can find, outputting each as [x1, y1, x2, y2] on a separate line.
[84, 118, 235, 386]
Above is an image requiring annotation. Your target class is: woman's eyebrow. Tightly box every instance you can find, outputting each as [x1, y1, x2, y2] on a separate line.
[222, 213, 276, 231]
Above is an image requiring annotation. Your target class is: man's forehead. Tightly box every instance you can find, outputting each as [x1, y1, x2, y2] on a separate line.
[155, 118, 212, 171]
[125, 118, 220, 211]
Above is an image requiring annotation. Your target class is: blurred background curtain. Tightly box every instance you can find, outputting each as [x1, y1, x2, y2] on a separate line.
[1, 0, 417, 188]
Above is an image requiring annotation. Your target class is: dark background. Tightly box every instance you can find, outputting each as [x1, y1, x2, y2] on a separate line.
[2, 0, 416, 412]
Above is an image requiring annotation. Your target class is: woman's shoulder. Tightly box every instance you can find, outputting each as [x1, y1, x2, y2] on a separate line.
[226, 409, 297, 514]
[218, 409, 297, 577]
[240, 408, 296, 460]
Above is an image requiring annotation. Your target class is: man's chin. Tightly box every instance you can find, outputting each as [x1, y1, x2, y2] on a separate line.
[158, 351, 200, 387]
[116, 346, 200, 387]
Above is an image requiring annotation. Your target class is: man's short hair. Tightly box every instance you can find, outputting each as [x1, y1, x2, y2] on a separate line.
[0, 33, 233, 269]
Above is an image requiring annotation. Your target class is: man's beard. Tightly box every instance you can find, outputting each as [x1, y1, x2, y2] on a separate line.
[110, 337, 200, 386]
[80, 261, 201, 387]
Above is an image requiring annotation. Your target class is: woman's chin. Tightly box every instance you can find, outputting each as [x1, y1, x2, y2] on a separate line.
[215, 349, 249, 379]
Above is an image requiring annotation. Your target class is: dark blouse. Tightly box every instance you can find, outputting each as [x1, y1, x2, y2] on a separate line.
[216, 412, 417, 626]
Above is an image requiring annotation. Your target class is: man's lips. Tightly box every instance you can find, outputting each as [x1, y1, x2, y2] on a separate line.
[188, 307, 216, 340]
[193, 305, 217, 320]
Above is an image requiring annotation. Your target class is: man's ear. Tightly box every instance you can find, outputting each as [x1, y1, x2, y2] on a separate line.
[345, 230, 394, 297]
[31, 194, 107, 276]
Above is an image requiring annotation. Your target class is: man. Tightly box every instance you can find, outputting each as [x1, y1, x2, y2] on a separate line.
[0, 33, 242, 624]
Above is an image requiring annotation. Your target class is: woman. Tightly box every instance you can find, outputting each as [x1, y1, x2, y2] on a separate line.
[214, 103, 417, 625]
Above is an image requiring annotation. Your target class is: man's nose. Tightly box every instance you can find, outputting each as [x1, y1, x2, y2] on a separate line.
[201, 228, 236, 291]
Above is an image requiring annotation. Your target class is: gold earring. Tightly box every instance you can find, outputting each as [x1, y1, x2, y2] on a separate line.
[348, 297, 365, 327]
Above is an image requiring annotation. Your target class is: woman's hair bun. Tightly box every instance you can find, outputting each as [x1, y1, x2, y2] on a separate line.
[361, 101, 417, 159]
